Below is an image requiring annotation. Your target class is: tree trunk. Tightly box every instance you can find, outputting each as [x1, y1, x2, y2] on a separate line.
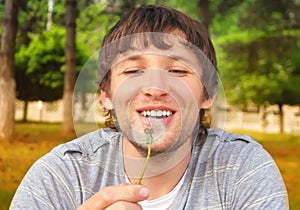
[47, 0, 54, 31]
[198, 0, 210, 31]
[278, 104, 284, 133]
[261, 104, 268, 131]
[22, 100, 28, 122]
[62, 0, 76, 134]
[0, 0, 18, 140]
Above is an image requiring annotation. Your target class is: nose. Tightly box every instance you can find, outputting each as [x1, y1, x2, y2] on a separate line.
[141, 70, 169, 99]
[142, 87, 168, 99]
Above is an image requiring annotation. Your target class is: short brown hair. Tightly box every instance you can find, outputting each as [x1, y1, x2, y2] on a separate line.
[102, 5, 216, 67]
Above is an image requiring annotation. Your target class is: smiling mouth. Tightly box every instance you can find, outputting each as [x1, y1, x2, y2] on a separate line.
[138, 110, 175, 119]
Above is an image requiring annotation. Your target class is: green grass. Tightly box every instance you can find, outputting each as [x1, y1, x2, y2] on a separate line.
[0, 124, 299, 209]
[0, 189, 15, 210]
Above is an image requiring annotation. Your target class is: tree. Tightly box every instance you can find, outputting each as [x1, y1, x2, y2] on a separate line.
[62, 0, 77, 134]
[0, 0, 18, 140]
[15, 27, 65, 121]
[14, 0, 89, 122]
[198, 0, 210, 30]
[211, 0, 300, 133]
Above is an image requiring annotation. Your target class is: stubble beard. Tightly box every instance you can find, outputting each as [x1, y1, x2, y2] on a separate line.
[112, 108, 199, 158]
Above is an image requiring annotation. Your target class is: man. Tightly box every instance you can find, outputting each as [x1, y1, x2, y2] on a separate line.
[10, 5, 288, 210]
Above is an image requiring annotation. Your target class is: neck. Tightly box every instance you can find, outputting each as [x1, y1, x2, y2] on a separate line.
[123, 138, 192, 200]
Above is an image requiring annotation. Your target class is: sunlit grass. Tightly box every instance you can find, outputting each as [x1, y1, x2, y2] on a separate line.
[0, 122, 76, 210]
[0, 124, 299, 209]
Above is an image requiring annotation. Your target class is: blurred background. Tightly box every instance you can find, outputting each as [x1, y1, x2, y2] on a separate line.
[0, 0, 299, 209]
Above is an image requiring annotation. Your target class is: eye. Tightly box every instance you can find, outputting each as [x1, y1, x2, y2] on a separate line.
[168, 69, 189, 77]
[123, 69, 146, 75]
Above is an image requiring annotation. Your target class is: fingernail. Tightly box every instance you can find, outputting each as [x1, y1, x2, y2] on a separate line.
[139, 187, 149, 197]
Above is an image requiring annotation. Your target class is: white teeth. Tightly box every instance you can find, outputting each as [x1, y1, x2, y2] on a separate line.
[141, 110, 173, 118]
[156, 110, 162, 117]
[142, 111, 147, 117]
[150, 110, 157, 117]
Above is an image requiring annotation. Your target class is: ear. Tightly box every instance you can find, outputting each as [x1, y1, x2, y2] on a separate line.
[200, 93, 216, 109]
[100, 89, 113, 110]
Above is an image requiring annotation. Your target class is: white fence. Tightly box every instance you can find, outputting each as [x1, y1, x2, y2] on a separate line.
[225, 106, 300, 134]
[15, 99, 300, 135]
[15, 100, 64, 123]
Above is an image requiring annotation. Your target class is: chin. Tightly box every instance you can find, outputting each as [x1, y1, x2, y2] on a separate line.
[131, 133, 186, 157]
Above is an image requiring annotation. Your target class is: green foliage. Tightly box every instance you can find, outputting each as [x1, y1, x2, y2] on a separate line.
[52, 0, 65, 26]
[76, 1, 119, 54]
[13, 0, 115, 103]
[17, 0, 49, 45]
[10, 0, 300, 109]
[211, 0, 300, 108]
[15, 25, 89, 102]
[230, 72, 282, 105]
[15, 26, 65, 101]
[154, 0, 199, 20]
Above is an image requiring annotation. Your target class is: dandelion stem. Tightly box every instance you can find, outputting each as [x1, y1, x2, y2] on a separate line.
[137, 129, 153, 184]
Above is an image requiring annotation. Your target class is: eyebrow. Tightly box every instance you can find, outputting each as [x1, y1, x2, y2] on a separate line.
[125, 54, 192, 64]
[126, 55, 144, 61]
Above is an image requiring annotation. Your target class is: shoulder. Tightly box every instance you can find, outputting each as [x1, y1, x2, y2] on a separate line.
[10, 128, 122, 209]
[23, 127, 122, 185]
[208, 128, 258, 145]
[196, 129, 286, 189]
[196, 129, 265, 164]
[204, 129, 281, 173]
[192, 129, 288, 209]
[207, 129, 267, 159]
[49, 128, 121, 160]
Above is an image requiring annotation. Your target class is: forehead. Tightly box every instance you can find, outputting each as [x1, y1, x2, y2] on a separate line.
[98, 33, 217, 94]
[111, 43, 201, 71]
[112, 54, 180, 65]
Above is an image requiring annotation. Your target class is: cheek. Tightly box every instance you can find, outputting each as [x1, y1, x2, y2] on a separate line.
[110, 70, 127, 94]
[110, 77, 145, 112]
[110, 76, 120, 95]
[185, 79, 206, 108]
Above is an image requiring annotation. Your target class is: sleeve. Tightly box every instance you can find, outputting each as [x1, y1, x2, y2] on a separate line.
[231, 143, 289, 210]
[9, 152, 78, 210]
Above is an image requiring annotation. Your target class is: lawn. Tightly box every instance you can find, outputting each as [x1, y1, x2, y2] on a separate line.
[0, 122, 76, 210]
[0, 123, 299, 209]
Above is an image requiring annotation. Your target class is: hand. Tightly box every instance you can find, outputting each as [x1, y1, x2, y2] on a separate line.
[77, 183, 150, 210]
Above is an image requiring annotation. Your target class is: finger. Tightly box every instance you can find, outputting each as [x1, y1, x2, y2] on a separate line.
[105, 201, 143, 210]
[78, 184, 149, 210]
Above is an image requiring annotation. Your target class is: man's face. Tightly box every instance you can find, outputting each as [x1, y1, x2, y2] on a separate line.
[101, 38, 214, 155]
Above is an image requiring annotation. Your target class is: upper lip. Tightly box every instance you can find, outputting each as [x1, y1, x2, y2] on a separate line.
[136, 105, 176, 112]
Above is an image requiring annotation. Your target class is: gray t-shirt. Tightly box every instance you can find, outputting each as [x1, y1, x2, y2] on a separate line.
[10, 128, 289, 209]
